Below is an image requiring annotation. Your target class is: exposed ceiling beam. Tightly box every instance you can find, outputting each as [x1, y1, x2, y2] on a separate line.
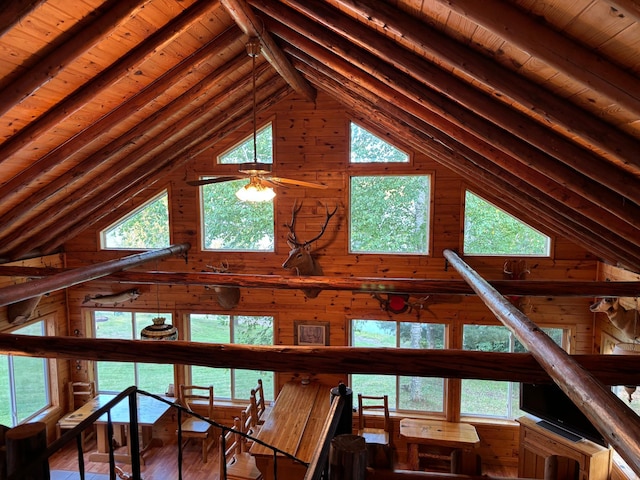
[2, 333, 640, 385]
[0, 26, 244, 236]
[287, 47, 640, 270]
[0, 244, 190, 307]
[281, 0, 640, 174]
[30, 84, 293, 258]
[0, 0, 148, 118]
[0, 0, 220, 168]
[1, 266, 639, 296]
[432, 0, 640, 118]
[220, 0, 316, 102]
[266, 18, 640, 250]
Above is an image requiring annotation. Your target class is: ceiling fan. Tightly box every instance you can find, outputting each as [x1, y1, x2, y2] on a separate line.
[187, 38, 327, 202]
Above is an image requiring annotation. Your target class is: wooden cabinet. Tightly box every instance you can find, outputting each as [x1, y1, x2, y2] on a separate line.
[517, 417, 611, 480]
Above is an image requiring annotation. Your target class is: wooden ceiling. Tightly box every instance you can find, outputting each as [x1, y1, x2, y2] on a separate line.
[0, 0, 639, 270]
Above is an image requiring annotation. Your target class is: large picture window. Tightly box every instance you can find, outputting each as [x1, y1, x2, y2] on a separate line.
[189, 314, 274, 400]
[350, 319, 445, 413]
[93, 311, 175, 395]
[0, 321, 50, 426]
[461, 325, 565, 419]
[350, 175, 430, 254]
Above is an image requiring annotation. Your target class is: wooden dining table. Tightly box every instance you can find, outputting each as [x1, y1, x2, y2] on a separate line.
[249, 381, 332, 480]
[63, 393, 171, 464]
[400, 417, 480, 474]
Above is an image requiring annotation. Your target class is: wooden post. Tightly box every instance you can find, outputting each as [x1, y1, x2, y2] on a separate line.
[5, 422, 49, 479]
[330, 434, 367, 480]
[443, 249, 640, 477]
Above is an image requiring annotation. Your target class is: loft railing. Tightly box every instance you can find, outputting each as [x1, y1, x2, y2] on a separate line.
[5, 385, 348, 480]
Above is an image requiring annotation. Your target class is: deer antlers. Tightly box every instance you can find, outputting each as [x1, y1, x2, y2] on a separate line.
[285, 200, 337, 248]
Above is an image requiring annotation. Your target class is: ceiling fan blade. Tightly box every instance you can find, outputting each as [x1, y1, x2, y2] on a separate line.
[187, 176, 244, 186]
[267, 176, 328, 189]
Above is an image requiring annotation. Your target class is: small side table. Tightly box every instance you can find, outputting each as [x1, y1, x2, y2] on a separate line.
[399, 418, 481, 474]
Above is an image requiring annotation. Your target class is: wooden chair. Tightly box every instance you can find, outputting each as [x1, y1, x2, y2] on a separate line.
[219, 416, 263, 480]
[358, 393, 393, 469]
[240, 403, 259, 447]
[250, 379, 271, 425]
[56, 381, 96, 448]
[177, 385, 215, 463]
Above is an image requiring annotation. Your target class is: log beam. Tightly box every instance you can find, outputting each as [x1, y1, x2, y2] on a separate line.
[0, 267, 638, 297]
[220, 0, 316, 101]
[289, 53, 640, 270]
[0, 244, 190, 307]
[432, 0, 640, 119]
[1, 334, 640, 385]
[443, 249, 640, 477]
[260, 5, 640, 236]
[314, 0, 640, 172]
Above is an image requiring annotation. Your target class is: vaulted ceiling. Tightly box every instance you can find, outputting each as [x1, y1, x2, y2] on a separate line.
[1, 0, 639, 271]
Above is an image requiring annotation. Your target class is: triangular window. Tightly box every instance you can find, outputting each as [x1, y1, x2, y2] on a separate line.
[101, 191, 170, 249]
[463, 191, 550, 256]
[350, 122, 409, 163]
[218, 123, 272, 164]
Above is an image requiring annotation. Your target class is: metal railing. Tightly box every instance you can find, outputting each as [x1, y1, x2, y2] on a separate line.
[6, 385, 350, 480]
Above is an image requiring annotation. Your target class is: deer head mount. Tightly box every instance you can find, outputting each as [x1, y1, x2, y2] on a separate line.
[282, 201, 337, 299]
[503, 259, 530, 311]
[205, 261, 241, 309]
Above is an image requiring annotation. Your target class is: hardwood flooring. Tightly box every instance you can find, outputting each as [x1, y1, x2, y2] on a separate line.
[49, 436, 221, 480]
[50, 437, 519, 480]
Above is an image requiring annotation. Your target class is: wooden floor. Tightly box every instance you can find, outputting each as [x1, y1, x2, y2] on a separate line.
[49, 436, 518, 480]
[49, 436, 221, 480]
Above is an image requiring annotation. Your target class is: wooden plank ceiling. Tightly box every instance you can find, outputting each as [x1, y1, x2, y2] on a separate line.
[0, 0, 639, 270]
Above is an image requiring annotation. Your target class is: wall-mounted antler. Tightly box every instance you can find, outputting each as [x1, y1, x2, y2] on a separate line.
[282, 201, 338, 299]
[205, 260, 241, 309]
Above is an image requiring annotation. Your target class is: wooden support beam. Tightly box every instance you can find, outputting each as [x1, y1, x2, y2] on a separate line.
[220, 0, 316, 101]
[1, 334, 640, 385]
[290, 54, 640, 271]
[260, 5, 640, 236]
[0, 266, 638, 297]
[318, 0, 640, 173]
[0, 0, 146, 118]
[0, 0, 219, 168]
[0, 26, 243, 227]
[0, 0, 47, 38]
[272, 0, 640, 191]
[432, 0, 640, 119]
[0, 244, 189, 308]
[443, 249, 640, 477]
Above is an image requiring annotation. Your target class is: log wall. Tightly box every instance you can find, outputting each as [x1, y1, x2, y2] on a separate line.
[24, 91, 601, 466]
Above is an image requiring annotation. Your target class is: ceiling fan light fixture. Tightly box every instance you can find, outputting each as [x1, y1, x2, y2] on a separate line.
[236, 177, 275, 202]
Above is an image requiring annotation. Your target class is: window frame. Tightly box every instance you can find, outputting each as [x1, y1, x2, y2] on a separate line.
[185, 312, 275, 401]
[462, 189, 552, 257]
[0, 319, 52, 426]
[100, 189, 171, 251]
[348, 173, 433, 255]
[89, 309, 176, 395]
[460, 323, 570, 421]
[348, 317, 447, 415]
[348, 120, 411, 164]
